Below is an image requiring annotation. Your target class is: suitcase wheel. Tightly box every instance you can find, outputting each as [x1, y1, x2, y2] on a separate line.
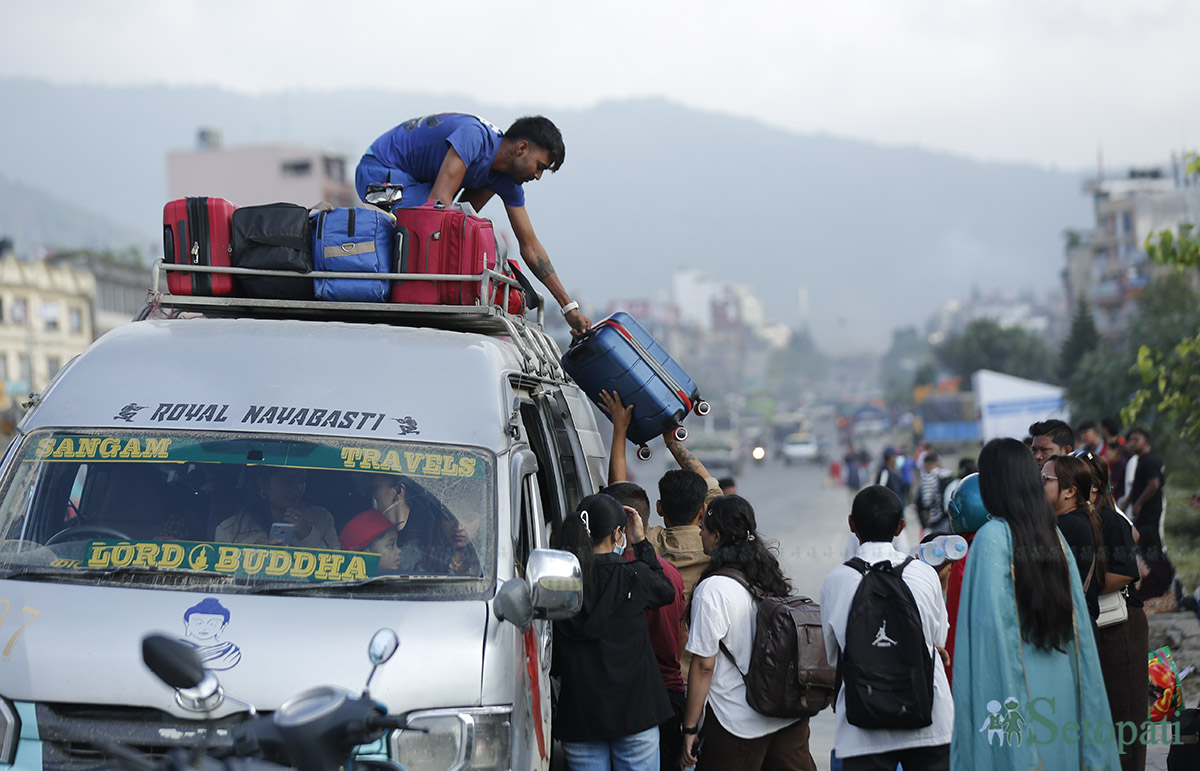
[673, 426, 688, 442]
[694, 400, 711, 417]
[636, 445, 653, 461]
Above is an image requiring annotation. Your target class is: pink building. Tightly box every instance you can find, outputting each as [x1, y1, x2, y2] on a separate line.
[167, 129, 356, 208]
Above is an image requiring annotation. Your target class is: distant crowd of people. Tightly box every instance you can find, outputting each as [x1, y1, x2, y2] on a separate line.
[552, 397, 1170, 770]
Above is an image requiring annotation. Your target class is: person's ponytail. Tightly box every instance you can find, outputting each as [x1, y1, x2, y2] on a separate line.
[1055, 454, 1107, 589]
[551, 514, 595, 584]
[550, 493, 625, 586]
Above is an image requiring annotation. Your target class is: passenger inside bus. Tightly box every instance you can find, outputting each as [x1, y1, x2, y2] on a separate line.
[214, 467, 340, 549]
[339, 508, 403, 572]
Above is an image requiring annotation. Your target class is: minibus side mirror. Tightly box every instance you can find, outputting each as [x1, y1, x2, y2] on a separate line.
[493, 577, 534, 630]
[526, 549, 582, 621]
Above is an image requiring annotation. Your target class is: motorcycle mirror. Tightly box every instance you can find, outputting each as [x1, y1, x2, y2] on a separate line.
[143, 634, 205, 689]
[177, 671, 222, 711]
[363, 628, 399, 694]
[368, 629, 399, 665]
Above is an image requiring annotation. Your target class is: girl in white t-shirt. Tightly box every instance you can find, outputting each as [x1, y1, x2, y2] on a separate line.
[680, 495, 816, 771]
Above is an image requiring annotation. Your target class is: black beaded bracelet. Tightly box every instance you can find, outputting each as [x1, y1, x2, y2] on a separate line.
[682, 725, 699, 735]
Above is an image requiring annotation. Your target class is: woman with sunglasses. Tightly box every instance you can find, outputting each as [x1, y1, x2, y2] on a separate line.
[1041, 454, 1105, 623]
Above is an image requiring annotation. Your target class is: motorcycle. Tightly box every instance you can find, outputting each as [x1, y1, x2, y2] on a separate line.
[102, 629, 408, 771]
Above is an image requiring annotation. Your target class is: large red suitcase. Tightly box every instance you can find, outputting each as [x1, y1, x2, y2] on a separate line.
[391, 202, 498, 306]
[163, 197, 237, 296]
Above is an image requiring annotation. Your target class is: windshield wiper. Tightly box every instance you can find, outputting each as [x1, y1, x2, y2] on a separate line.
[246, 573, 475, 595]
[0, 565, 237, 582]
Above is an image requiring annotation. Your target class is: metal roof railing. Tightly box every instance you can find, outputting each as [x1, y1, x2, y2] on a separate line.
[139, 260, 568, 381]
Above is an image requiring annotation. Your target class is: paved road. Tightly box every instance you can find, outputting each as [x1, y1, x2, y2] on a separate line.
[734, 457, 852, 770]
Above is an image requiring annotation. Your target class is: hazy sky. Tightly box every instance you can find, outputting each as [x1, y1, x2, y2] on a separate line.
[3, 0, 1196, 171]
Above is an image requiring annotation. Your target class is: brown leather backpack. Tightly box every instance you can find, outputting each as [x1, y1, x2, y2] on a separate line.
[713, 567, 837, 718]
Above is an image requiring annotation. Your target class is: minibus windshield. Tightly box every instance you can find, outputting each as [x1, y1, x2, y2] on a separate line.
[0, 430, 495, 597]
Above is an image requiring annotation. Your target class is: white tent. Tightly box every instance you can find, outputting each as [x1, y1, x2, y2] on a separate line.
[972, 369, 1069, 443]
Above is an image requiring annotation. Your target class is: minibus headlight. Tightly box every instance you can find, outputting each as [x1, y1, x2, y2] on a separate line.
[390, 706, 511, 771]
[0, 698, 19, 764]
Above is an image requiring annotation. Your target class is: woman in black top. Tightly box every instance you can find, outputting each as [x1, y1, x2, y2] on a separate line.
[1042, 455, 1104, 621]
[551, 493, 676, 770]
[1077, 449, 1149, 771]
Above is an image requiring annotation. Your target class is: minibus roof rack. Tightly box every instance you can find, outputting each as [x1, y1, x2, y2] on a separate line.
[140, 260, 568, 381]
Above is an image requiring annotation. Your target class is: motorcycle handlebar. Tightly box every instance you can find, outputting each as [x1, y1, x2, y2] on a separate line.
[366, 713, 406, 731]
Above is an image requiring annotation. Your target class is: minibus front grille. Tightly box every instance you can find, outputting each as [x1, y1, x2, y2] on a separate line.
[35, 702, 242, 769]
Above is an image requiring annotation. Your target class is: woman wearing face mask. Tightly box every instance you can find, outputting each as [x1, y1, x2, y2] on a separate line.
[550, 493, 677, 770]
[368, 474, 438, 571]
[1042, 455, 1105, 623]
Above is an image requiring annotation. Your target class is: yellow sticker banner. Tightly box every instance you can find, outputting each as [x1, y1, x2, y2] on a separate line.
[84, 540, 381, 583]
[34, 437, 173, 461]
[339, 447, 480, 478]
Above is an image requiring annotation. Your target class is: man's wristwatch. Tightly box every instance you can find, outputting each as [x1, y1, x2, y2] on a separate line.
[681, 725, 699, 735]
[560, 300, 579, 316]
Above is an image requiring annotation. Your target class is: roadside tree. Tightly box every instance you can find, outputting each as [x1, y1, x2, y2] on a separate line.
[934, 318, 1056, 384]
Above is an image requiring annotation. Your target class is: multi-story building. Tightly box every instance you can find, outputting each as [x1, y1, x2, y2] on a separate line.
[670, 269, 790, 346]
[0, 257, 94, 402]
[167, 129, 357, 208]
[46, 253, 150, 337]
[925, 288, 1066, 347]
[1064, 165, 1200, 336]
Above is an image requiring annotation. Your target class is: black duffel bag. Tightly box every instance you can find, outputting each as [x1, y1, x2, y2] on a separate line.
[231, 203, 314, 299]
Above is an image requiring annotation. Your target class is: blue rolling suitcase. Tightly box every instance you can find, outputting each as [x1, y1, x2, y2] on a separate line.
[562, 311, 709, 460]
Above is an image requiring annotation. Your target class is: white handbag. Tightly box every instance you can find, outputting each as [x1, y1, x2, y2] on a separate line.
[1098, 590, 1129, 628]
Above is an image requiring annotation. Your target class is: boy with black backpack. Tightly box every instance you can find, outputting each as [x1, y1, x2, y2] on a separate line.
[819, 485, 954, 770]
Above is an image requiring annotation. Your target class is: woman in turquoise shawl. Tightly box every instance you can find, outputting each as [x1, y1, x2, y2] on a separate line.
[951, 438, 1119, 770]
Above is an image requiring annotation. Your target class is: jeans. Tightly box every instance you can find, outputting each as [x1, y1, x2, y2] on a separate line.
[561, 726, 660, 771]
[353, 154, 433, 208]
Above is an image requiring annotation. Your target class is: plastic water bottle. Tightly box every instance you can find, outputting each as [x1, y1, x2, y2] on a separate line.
[921, 541, 947, 566]
[942, 534, 968, 561]
[912, 534, 969, 567]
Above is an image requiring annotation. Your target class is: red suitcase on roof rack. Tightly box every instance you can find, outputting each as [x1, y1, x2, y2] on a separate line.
[391, 202, 501, 307]
[163, 197, 237, 296]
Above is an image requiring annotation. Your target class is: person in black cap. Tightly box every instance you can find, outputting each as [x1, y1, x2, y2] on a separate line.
[550, 493, 676, 768]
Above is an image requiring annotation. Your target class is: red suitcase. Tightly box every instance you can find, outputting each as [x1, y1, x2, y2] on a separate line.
[391, 202, 498, 306]
[163, 197, 237, 296]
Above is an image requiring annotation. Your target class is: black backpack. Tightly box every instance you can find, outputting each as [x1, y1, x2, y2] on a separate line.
[712, 568, 836, 719]
[839, 557, 934, 729]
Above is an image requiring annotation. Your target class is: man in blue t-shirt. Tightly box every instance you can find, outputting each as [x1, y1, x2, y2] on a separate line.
[355, 113, 591, 335]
